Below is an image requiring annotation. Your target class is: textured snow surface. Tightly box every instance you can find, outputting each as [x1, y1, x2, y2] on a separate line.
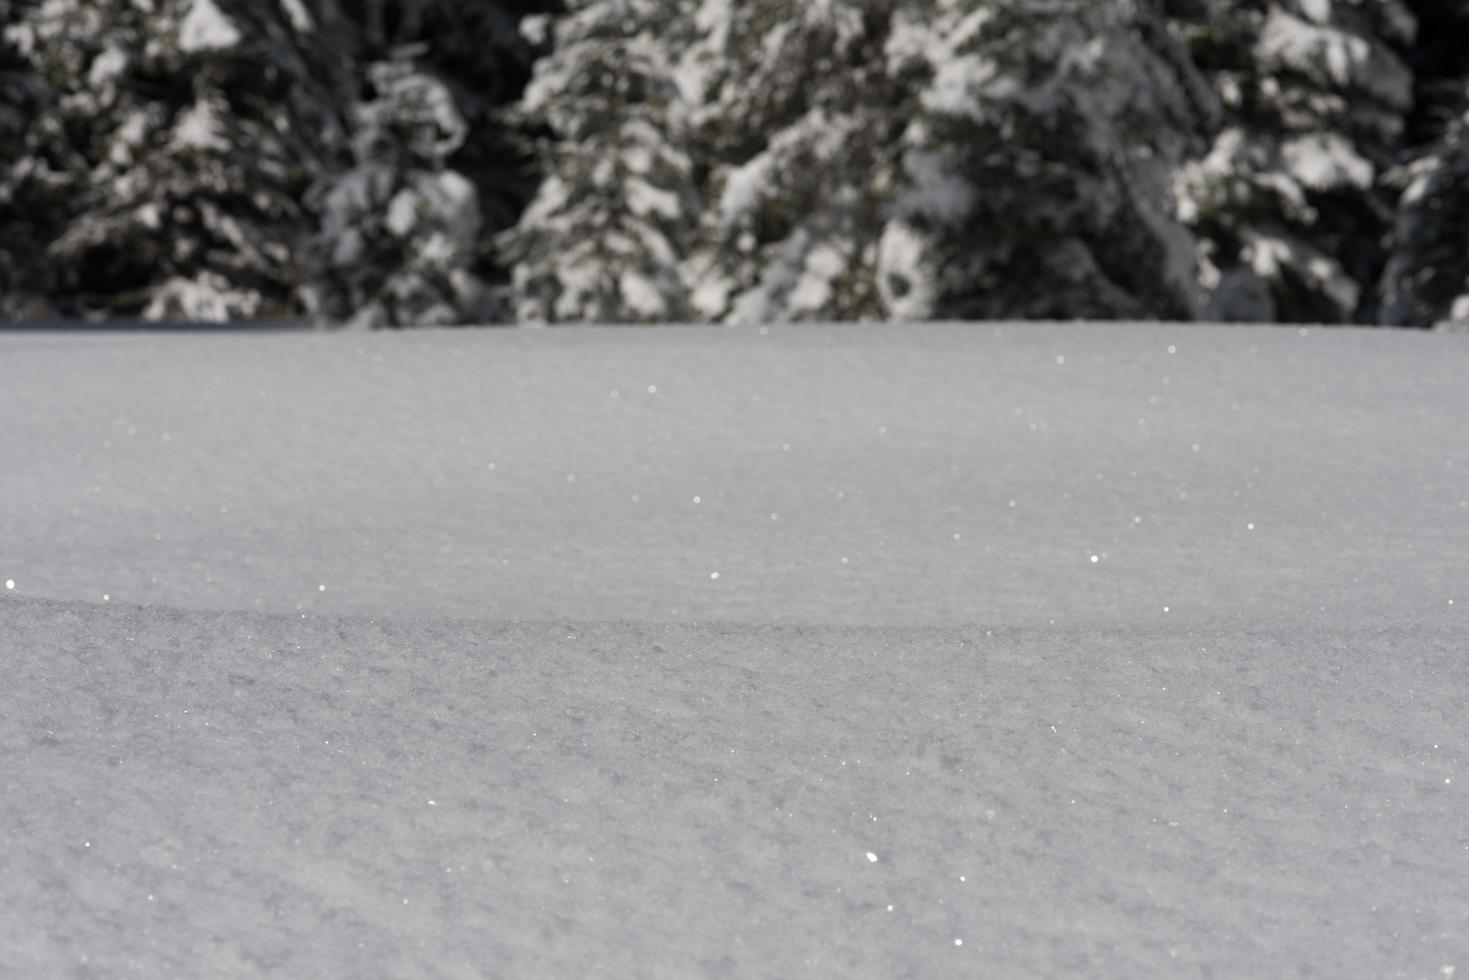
[1, 322, 1466, 976]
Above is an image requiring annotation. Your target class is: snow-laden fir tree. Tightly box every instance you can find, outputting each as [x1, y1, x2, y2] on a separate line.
[302, 50, 491, 327]
[2, 0, 349, 320]
[1376, 0, 1469, 329]
[303, 0, 546, 327]
[0, 14, 54, 320]
[875, 0, 1219, 322]
[6, 0, 1466, 328]
[0, 0, 543, 325]
[677, 0, 913, 323]
[505, 0, 911, 324]
[1378, 110, 1469, 330]
[506, 0, 1218, 324]
[499, 0, 703, 323]
[398, 0, 548, 234]
[1170, 0, 1418, 323]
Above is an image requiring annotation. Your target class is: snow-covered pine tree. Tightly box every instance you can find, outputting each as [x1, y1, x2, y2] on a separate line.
[1377, 0, 1469, 329]
[499, 0, 703, 323]
[679, 0, 912, 323]
[508, 0, 1216, 325]
[877, 0, 1219, 322]
[2, 0, 348, 320]
[404, 0, 547, 236]
[1170, 0, 1417, 323]
[13, 0, 1462, 328]
[302, 0, 546, 327]
[303, 49, 492, 327]
[1378, 121, 1469, 329]
[1, 0, 542, 326]
[0, 13, 56, 320]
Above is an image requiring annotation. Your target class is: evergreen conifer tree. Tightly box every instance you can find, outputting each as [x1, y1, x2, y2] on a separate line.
[507, 0, 1218, 324]
[879, 0, 1217, 322]
[679, 0, 911, 323]
[303, 50, 489, 327]
[1171, 0, 1417, 323]
[499, 0, 702, 323]
[0, 0, 542, 325]
[303, 0, 545, 326]
[0, 12, 55, 320]
[2, 0, 347, 320]
[6, 0, 1466, 328]
[1379, 114, 1469, 329]
[1377, 0, 1469, 329]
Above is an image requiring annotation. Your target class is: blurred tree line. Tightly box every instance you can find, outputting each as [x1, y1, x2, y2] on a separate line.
[1, 0, 1465, 328]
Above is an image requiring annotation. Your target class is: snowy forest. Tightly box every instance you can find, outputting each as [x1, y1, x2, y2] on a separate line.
[1, 0, 1467, 329]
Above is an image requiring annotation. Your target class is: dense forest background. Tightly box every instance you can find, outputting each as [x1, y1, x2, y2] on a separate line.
[1, 0, 1466, 329]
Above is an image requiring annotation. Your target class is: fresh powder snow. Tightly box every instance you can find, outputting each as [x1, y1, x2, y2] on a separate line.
[0, 322, 1465, 977]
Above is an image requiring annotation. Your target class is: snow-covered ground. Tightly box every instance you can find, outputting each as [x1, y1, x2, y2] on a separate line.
[1, 323, 1465, 976]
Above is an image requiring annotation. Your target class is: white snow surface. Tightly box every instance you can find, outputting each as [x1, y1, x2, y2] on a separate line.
[1, 322, 1466, 976]
[177, 0, 243, 53]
